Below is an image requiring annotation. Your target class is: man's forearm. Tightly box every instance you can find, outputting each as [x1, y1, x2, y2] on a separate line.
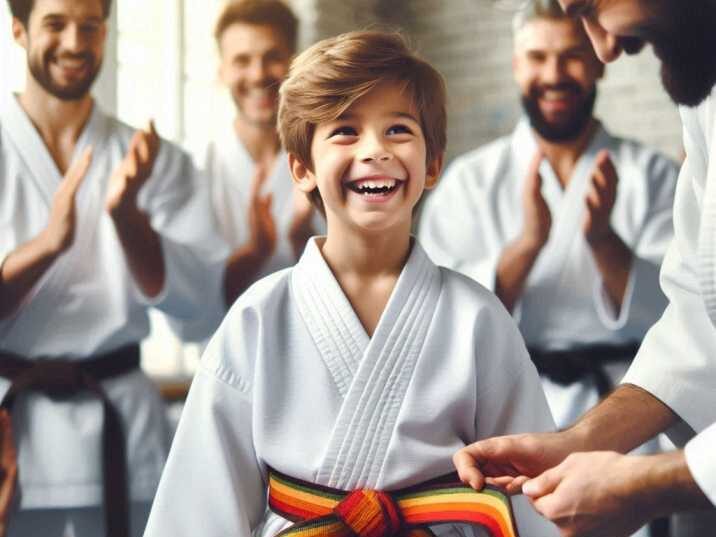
[111, 207, 165, 298]
[495, 238, 542, 312]
[634, 450, 712, 518]
[589, 229, 633, 310]
[0, 233, 61, 318]
[570, 384, 679, 453]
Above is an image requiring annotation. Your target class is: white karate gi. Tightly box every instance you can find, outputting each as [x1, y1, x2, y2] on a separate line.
[622, 89, 716, 507]
[204, 116, 325, 276]
[419, 119, 678, 428]
[0, 94, 228, 534]
[144, 238, 559, 537]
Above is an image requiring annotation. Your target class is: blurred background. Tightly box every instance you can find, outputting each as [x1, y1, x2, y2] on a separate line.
[0, 0, 683, 381]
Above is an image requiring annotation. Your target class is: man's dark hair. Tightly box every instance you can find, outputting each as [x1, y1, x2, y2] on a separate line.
[7, 0, 113, 26]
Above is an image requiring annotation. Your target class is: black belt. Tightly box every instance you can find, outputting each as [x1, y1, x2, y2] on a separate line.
[0, 344, 140, 537]
[528, 342, 640, 397]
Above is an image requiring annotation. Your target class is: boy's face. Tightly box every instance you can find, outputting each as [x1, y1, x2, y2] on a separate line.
[291, 81, 441, 235]
[219, 23, 292, 127]
[13, 0, 107, 101]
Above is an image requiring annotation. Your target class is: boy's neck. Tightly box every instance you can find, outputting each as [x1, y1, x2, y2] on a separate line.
[321, 223, 411, 278]
[320, 222, 412, 337]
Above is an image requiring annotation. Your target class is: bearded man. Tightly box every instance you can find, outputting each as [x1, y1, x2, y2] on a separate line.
[420, 0, 678, 479]
[0, 0, 228, 536]
[453, 0, 716, 535]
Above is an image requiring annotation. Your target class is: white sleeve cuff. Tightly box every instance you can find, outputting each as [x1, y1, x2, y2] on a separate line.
[685, 423, 716, 506]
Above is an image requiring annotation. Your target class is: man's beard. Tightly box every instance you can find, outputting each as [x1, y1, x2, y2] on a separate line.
[28, 49, 101, 101]
[521, 83, 597, 142]
[647, 2, 716, 107]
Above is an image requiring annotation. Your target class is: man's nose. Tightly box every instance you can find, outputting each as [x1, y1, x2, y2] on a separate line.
[248, 58, 269, 82]
[582, 18, 622, 63]
[542, 56, 566, 84]
[61, 25, 84, 52]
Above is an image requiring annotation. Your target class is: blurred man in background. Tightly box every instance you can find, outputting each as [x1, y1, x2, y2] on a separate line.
[0, 0, 227, 535]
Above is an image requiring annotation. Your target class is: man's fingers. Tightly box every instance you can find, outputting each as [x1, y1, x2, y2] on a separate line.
[250, 164, 269, 200]
[144, 120, 160, 158]
[528, 150, 543, 178]
[596, 149, 618, 183]
[522, 466, 562, 499]
[453, 448, 486, 490]
[65, 146, 94, 193]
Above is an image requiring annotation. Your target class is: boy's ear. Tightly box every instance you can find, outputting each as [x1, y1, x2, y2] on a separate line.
[289, 153, 317, 193]
[424, 152, 444, 190]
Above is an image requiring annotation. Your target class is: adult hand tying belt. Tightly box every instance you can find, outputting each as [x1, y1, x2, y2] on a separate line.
[0, 345, 140, 537]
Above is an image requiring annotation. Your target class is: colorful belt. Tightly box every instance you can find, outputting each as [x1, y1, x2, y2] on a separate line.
[268, 467, 520, 537]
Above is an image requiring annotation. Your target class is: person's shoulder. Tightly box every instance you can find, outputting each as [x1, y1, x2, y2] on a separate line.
[225, 267, 293, 318]
[436, 136, 513, 197]
[607, 132, 679, 185]
[437, 266, 507, 317]
[201, 268, 294, 389]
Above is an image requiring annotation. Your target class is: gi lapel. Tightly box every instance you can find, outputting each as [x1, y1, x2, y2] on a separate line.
[292, 239, 370, 399]
[522, 123, 611, 292]
[293, 240, 442, 490]
[0, 98, 111, 339]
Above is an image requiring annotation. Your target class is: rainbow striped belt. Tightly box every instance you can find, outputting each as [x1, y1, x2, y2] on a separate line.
[267, 467, 520, 537]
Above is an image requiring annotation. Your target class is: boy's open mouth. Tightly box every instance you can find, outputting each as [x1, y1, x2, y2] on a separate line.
[345, 177, 403, 196]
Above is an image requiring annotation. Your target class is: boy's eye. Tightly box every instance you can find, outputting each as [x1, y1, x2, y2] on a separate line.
[386, 124, 413, 136]
[328, 126, 357, 138]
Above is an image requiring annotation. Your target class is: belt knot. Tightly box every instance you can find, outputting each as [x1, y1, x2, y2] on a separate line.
[334, 489, 401, 537]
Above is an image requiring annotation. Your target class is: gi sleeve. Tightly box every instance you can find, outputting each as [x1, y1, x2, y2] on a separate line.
[685, 422, 716, 506]
[593, 152, 678, 331]
[471, 293, 559, 537]
[418, 159, 502, 291]
[135, 142, 230, 336]
[622, 113, 716, 436]
[143, 303, 266, 537]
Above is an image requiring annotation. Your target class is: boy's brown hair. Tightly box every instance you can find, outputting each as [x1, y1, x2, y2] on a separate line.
[214, 0, 298, 54]
[278, 30, 447, 213]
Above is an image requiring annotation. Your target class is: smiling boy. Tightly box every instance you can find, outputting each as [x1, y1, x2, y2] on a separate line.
[144, 31, 558, 537]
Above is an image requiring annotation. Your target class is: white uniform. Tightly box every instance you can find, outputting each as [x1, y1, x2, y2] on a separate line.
[0, 95, 228, 533]
[144, 238, 559, 537]
[204, 116, 325, 276]
[419, 119, 678, 428]
[623, 89, 716, 507]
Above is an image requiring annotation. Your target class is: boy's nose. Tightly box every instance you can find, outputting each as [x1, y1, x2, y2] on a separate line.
[361, 152, 393, 163]
[359, 137, 393, 163]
